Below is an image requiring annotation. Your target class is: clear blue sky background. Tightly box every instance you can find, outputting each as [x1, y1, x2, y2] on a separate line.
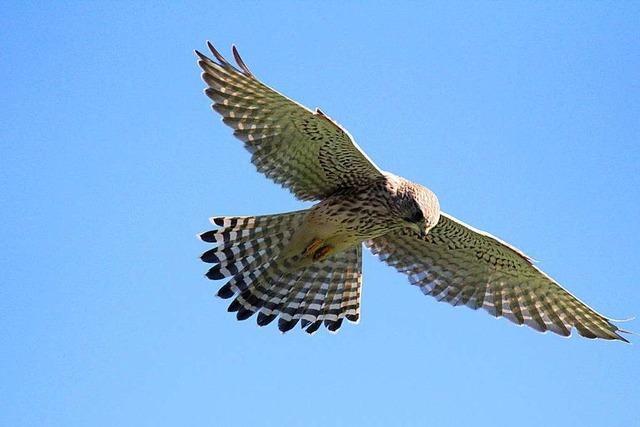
[2, 2, 639, 426]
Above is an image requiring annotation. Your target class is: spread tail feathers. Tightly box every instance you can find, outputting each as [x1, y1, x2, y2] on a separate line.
[199, 211, 363, 334]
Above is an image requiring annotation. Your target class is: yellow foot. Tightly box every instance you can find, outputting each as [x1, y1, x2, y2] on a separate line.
[303, 238, 324, 258]
[312, 245, 334, 262]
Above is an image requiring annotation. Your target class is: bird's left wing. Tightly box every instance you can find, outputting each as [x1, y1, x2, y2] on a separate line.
[196, 43, 384, 201]
[366, 212, 630, 341]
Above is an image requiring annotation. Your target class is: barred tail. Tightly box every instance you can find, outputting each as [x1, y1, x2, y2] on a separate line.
[198, 211, 363, 334]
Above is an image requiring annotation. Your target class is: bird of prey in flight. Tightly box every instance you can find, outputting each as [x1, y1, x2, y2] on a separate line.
[196, 42, 630, 341]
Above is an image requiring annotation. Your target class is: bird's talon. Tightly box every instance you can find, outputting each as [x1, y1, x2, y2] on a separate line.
[313, 245, 333, 261]
[303, 238, 324, 257]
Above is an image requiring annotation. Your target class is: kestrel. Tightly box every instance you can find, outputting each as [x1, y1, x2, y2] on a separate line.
[196, 42, 629, 341]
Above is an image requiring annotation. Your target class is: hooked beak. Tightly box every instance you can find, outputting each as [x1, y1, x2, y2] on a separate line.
[410, 222, 427, 239]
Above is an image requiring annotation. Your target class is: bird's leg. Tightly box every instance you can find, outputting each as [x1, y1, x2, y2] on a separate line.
[303, 239, 324, 256]
[312, 245, 334, 261]
[302, 238, 334, 262]
[303, 238, 324, 258]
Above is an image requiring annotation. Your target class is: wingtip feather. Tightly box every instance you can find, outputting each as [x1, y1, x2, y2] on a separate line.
[232, 44, 254, 77]
[194, 49, 208, 61]
[207, 40, 230, 65]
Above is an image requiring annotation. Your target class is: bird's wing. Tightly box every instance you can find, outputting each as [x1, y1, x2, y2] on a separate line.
[196, 43, 384, 201]
[366, 212, 630, 341]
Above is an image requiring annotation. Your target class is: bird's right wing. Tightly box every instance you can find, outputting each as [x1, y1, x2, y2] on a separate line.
[196, 43, 384, 201]
[366, 212, 630, 341]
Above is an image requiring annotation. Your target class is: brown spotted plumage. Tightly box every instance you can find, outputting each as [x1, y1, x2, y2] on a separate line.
[196, 42, 630, 341]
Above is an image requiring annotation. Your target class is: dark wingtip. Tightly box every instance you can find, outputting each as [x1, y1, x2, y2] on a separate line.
[198, 230, 218, 243]
[200, 249, 220, 263]
[216, 284, 234, 299]
[326, 318, 344, 332]
[194, 49, 208, 61]
[618, 335, 631, 344]
[257, 312, 276, 327]
[236, 307, 255, 321]
[227, 299, 241, 312]
[278, 318, 299, 333]
[231, 44, 254, 77]
[207, 40, 230, 65]
[205, 265, 225, 280]
[346, 314, 359, 323]
[305, 320, 322, 334]
[614, 329, 632, 343]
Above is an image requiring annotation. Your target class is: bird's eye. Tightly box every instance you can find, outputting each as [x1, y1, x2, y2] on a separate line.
[405, 211, 424, 223]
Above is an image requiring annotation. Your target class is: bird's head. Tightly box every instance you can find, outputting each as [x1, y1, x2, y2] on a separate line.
[396, 180, 441, 238]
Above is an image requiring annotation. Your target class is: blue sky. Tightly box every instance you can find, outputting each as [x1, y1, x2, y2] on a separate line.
[2, 2, 639, 426]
